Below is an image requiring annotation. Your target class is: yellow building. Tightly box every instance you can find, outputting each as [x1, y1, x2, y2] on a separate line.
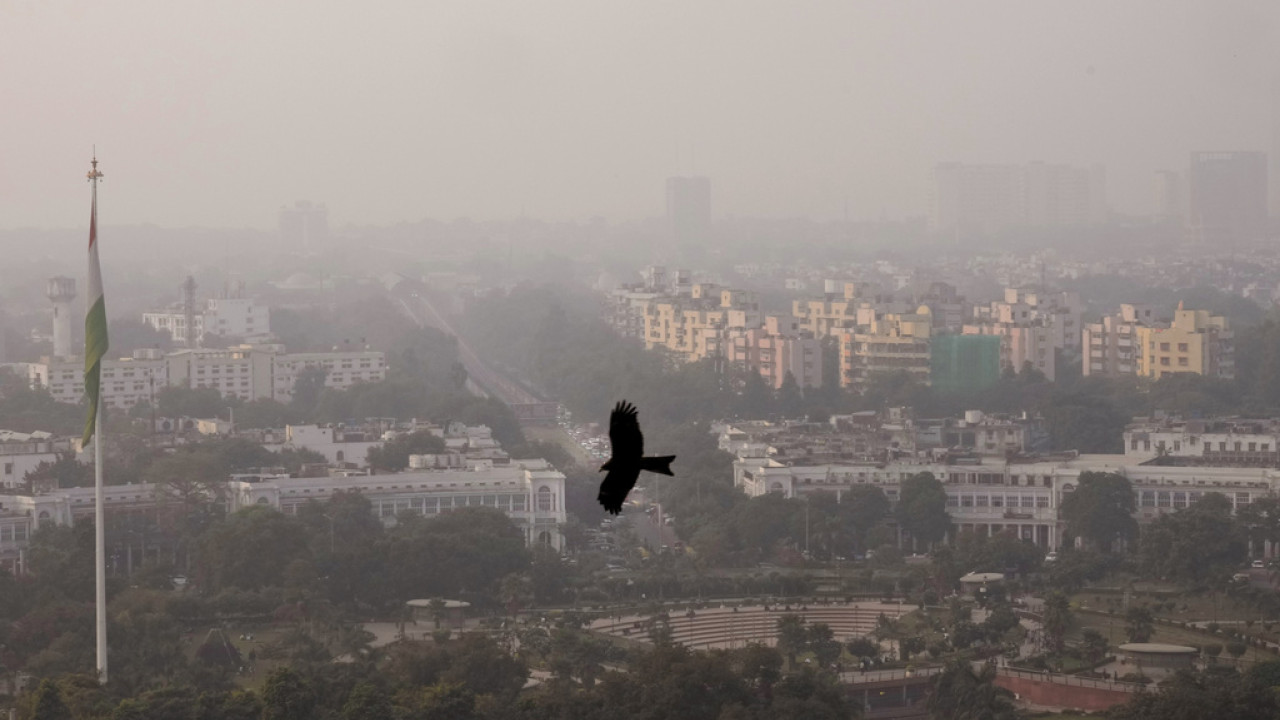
[838, 307, 933, 389]
[792, 282, 912, 339]
[1135, 306, 1234, 380]
[643, 286, 760, 363]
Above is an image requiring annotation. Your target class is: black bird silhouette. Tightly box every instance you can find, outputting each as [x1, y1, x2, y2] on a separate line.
[597, 401, 675, 514]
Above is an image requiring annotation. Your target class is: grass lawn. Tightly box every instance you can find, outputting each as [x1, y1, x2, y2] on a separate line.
[1072, 610, 1277, 667]
[183, 624, 295, 691]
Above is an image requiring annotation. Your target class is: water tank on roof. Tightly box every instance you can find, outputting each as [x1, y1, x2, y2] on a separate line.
[965, 410, 985, 424]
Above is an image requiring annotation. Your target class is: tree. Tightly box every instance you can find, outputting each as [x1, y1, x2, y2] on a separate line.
[775, 615, 807, 668]
[1139, 493, 1247, 586]
[261, 668, 315, 720]
[1109, 668, 1280, 720]
[29, 679, 72, 720]
[896, 472, 951, 551]
[1042, 591, 1072, 655]
[198, 506, 311, 592]
[1059, 471, 1137, 553]
[1081, 628, 1108, 662]
[807, 623, 842, 668]
[342, 681, 392, 720]
[1125, 606, 1154, 643]
[846, 485, 891, 553]
[367, 430, 446, 472]
[926, 659, 1018, 720]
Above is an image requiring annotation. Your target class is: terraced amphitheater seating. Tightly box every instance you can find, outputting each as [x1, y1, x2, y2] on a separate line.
[589, 602, 908, 650]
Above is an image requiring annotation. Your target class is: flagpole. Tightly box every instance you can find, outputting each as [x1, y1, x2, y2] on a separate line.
[88, 154, 108, 684]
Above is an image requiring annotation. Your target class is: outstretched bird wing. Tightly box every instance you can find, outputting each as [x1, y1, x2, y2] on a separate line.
[609, 400, 643, 460]
[599, 401, 645, 514]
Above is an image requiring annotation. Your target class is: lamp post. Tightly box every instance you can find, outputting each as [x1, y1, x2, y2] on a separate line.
[321, 513, 335, 553]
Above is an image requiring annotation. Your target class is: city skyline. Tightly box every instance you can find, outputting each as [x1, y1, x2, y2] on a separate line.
[3, 1, 1277, 229]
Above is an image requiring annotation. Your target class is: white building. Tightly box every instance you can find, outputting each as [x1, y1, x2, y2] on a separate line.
[0, 431, 61, 490]
[266, 424, 384, 467]
[143, 297, 270, 346]
[0, 458, 568, 574]
[724, 420, 1280, 552]
[27, 346, 386, 410]
[271, 351, 386, 402]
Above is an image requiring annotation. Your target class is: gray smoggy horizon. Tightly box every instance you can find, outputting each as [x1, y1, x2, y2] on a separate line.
[3, 0, 1277, 230]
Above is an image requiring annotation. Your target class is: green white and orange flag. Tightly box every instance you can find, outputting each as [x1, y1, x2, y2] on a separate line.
[82, 183, 109, 446]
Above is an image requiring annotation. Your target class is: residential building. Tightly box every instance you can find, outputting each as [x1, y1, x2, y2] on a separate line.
[144, 296, 270, 346]
[666, 176, 711, 245]
[1082, 304, 1157, 378]
[961, 323, 1056, 381]
[930, 334, 1002, 394]
[1188, 151, 1268, 244]
[0, 431, 61, 490]
[1124, 417, 1280, 466]
[725, 315, 823, 389]
[792, 282, 914, 340]
[642, 284, 761, 364]
[1135, 306, 1234, 380]
[279, 200, 329, 250]
[838, 308, 933, 389]
[271, 350, 387, 402]
[932, 161, 1106, 235]
[28, 346, 386, 409]
[606, 266, 693, 340]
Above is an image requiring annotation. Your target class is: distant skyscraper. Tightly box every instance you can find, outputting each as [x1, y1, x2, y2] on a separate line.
[1188, 152, 1268, 244]
[1154, 170, 1185, 225]
[1271, 76, 1280, 219]
[279, 200, 329, 250]
[931, 162, 1105, 236]
[665, 176, 711, 245]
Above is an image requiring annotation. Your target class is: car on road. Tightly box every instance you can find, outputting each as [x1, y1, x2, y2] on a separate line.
[1253, 559, 1267, 569]
[1044, 552, 1058, 563]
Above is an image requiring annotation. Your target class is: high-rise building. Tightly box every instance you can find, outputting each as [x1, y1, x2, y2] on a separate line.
[1271, 76, 1280, 219]
[1154, 170, 1185, 225]
[665, 176, 711, 244]
[931, 162, 1106, 235]
[1188, 152, 1268, 244]
[279, 200, 329, 250]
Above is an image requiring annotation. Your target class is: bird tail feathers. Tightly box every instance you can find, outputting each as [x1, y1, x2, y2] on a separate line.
[640, 455, 676, 476]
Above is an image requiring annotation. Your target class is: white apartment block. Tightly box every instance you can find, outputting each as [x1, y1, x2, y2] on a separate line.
[28, 346, 386, 410]
[143, 297, 270, 346]
[0, 459, 568, 573]
[0, 431, 61, 490]
[271, 351, 386, 402]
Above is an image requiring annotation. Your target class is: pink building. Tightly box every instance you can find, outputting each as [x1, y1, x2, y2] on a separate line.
[727, 316, 824, 389]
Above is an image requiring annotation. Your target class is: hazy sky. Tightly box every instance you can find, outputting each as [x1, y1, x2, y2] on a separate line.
[3, 1, 1277, 228]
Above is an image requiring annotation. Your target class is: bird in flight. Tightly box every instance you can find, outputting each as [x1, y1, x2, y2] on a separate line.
[597, 401, 675, 514]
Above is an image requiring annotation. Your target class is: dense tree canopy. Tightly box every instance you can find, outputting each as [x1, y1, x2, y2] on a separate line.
[1059, 471, 1137, 553]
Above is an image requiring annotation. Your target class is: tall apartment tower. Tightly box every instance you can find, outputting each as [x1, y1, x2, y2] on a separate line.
[1188, 152, 1268, 244]
[47, 277, 76, 360]
[1154, 170, 1185, 225]
[665, 176, 711, 245]
[1271, 76, 1280, 219]
[279, 201, 329, 250]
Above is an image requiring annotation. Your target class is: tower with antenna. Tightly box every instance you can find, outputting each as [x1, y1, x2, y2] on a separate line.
[182, 275, 198, 348]
[47, 276, 77, 359]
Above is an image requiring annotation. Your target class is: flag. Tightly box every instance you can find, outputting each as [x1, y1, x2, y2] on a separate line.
[82, 189, 109, 446]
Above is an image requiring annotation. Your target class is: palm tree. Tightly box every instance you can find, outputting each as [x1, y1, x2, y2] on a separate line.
[927, 660, 1019, 720]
